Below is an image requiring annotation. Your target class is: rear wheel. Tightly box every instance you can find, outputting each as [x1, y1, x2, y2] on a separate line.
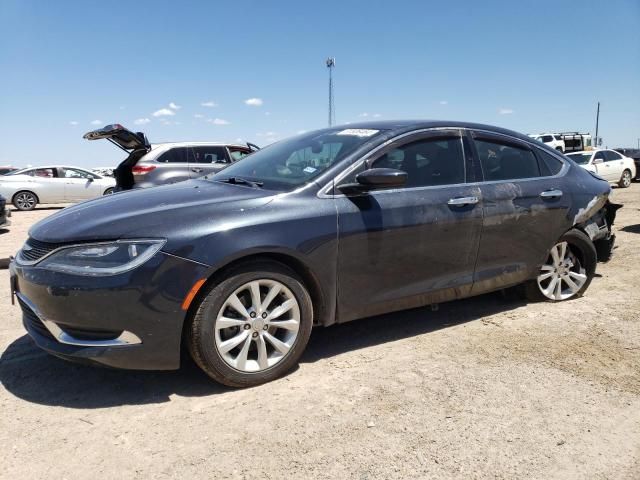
[103, 187, 115, 195]
[525, 229, 596, 302]
[12, 191, 38, 211]
[618, 169, 632, 188]
[188, 262, 313, 387]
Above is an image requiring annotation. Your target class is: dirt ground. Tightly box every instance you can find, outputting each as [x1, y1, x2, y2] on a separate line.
[1, 186, 639, 480]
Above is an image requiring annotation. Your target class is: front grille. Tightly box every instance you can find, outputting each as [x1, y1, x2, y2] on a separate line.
[18, 297, 55, 340]
[20, 238, 68, 262]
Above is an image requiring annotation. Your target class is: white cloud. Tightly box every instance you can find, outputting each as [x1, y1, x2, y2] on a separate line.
[245, 97, 263, 106]
[265, 111, 271, 116]
[373, 113, 382, 118]
[169, 102, 181, 110]
[69, 121, 79, 126]
[201, 101, 217, 107]
[119, 106, 126, 110]
[194, 114, 204, 119]
[153, 108, 175, 117]
[439, 100, 448, 105]
[208, 118, 230, 125]
[257, 131, 277, 137]
[358, 112, 369, 117]
[297, 130, 307, 135]
[134, 118, 151, 125]
[90, 119, 102, 125]
[498, 108, 514, 115]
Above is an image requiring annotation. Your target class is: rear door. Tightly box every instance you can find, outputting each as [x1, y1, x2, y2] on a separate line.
[60, 168, 102, 201]
[147, 147, 191, 185]
[188, 146, 231, 178]
[603, 150, 625, 181]
[469, 130, 571, 295]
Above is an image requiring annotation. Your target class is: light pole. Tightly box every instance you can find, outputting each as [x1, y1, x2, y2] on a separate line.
[326, 57, 335, 127]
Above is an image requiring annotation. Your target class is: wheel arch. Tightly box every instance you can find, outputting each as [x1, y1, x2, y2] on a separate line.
[180, 251, 331, 355]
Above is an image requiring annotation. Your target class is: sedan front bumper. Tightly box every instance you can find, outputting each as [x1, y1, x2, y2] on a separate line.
[10, 251, 209, 370]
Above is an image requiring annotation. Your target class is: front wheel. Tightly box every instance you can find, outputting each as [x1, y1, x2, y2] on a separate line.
[525, 229, 597, 302]
[618, 169, 632, 188]
[13, 191, 38, 211]
[103, 187, 115, 195]
[187, 261, 313, 387]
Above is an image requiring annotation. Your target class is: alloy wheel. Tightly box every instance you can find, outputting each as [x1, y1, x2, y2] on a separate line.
[536, 241, 587, 301]
[214, 279, 301, 373]
[15, 192, 36, 210]
[622, 171, 632, 188]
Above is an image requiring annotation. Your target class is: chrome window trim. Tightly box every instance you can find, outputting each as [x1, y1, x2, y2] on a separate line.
[17, 292, 142, 347]
[318, 127, 568, 199]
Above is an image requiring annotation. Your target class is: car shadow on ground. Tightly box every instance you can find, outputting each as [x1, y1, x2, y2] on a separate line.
[0, 291, 525, 409]
[621, 224, 640, 234]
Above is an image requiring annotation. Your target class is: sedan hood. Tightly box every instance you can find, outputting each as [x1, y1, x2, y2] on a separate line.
[29, 180, 275, 244]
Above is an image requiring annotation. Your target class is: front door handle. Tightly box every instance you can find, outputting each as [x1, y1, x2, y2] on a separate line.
[540, 189, 563, 199]
[191, 168, 204, 173]
[447, 196, 479, 206]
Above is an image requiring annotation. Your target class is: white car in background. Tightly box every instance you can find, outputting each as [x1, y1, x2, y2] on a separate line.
[0, 166, 116, 210]
[567, 149, 636, 188]
[529, 133, 566, 152]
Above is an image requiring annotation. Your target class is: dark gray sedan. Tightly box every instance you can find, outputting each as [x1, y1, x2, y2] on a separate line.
[10, 121, 620, 387]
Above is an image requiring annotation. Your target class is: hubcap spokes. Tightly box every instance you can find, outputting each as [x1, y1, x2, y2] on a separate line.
[537, 241, 587, 301]
[17, 194, 34, 209]
[215, 279, 300, 373]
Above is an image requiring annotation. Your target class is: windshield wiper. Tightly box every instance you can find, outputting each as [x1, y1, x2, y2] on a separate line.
[217, 176, 264, 188]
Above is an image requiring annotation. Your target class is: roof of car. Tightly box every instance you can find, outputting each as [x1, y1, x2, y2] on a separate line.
[326, 120, 538, 144]
[14, 165, 94, 171]
[150, 142, 249, 149]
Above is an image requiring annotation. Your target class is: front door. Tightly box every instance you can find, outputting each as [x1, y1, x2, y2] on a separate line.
[335, 129, 483, 322]
[469, 131, 572, 295]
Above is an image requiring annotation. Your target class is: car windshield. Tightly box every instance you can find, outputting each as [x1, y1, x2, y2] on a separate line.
[209, 127, 386, 190]
[567, 153, 592, 164]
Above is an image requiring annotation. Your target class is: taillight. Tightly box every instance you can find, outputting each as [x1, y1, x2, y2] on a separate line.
[132, 165, 156, 176]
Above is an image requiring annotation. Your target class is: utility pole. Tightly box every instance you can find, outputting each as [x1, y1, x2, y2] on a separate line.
[595, 101, 600, 147]
[326, 57, 336, 127]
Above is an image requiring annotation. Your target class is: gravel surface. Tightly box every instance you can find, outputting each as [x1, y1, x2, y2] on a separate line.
[1, 187, 639, 479]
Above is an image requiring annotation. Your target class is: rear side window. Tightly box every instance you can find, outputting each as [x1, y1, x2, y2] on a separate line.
[191, 146, 228, 164]
[156, 147, 187, 163]
[604, 150, 622, 161]
[475, 139, 540, 181]
[372, 136, 465, 187]
[30, 168, 57, 178]
[536, 150, 563, 176]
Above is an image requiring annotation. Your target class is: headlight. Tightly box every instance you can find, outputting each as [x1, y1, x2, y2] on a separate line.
[37, 239, 165, 276]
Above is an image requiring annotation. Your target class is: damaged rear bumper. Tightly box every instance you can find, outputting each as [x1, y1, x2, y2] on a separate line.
[582, 201, 623, 262]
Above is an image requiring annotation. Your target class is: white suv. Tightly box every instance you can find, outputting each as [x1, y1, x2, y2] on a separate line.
[529, 133, 565, 153]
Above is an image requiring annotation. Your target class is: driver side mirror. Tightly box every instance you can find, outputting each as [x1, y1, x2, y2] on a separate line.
[337, 168, 407, 194]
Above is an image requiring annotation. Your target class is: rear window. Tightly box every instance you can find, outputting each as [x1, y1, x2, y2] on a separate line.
[156, 147, 187, 163]
[475, 139, 541, 181]
[536, 150, 563, 175]
[191, 146, 228, 164]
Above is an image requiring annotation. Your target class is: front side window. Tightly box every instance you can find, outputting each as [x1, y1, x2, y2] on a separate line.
[541, 135, 553, 143]
[31, 168, 57, 178]
[593, 151, 606, 162]
[210, 127, 386, 191]
[62, 168, 94, 179]
[475, 139, 540, 181]
[191, 146, 227, 164]
[371, 136, 465, 187]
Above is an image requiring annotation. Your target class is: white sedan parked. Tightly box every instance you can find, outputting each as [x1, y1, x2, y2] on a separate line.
[0, 166, 116, 210]
[567, 149, 636, 188]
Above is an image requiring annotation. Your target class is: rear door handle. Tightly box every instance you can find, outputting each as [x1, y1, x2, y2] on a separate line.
[191, 168, 204, 173]
[540, 189, 563, 199]
[447, 196, 479, 206]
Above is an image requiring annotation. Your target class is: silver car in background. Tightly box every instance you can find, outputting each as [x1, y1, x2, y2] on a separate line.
[84, 124, 258, 190]
[0, 166, 116, 210]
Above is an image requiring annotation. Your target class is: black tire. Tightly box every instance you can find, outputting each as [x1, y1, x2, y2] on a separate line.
[12, 191, 38, 211]
[555, 147, 564, 153]
[103, 187, 115, 195]
[618, 169, 632, 188]
[524, 229, 597, 302]
[187, 261, 313, 387]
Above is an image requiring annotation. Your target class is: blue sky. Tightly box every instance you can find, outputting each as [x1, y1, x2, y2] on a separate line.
[1, 0, 638, 167]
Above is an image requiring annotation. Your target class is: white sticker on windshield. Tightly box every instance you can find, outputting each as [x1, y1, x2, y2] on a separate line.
[303, 166, 317, 174]
[336, 129, 379, 137]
